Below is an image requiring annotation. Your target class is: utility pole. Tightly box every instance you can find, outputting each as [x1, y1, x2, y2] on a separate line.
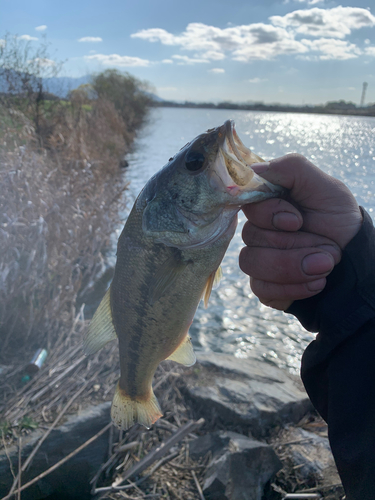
[360, 82, 368, 107]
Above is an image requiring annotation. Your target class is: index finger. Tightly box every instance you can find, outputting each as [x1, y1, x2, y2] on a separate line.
[242, 198, 303, 232]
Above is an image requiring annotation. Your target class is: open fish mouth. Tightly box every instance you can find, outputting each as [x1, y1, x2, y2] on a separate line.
[212, 120, 281, 199]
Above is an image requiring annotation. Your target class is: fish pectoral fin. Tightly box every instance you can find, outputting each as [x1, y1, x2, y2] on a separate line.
[148, 253, 189, 304]
[202, 266, 222, 308]
[166, 335, 196, 366]
[83, 287, 117, 356]
[111, 383, 163, 430]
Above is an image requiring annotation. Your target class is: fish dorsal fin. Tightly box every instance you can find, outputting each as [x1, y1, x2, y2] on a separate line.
[202, 266, 222, 308]
[83, 287, 117, 355]
[166, 335, 196, 366]
[148, 253, 189, 305]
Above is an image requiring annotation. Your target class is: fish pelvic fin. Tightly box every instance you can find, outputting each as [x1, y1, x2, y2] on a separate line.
[83, 287, 117, 356]
[166, 335, 196, 366]
[202, 266, 222, 308]
[111, 383, 163, 431]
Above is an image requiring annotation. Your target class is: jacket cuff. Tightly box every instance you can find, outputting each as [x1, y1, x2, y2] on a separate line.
[287, 208, 375, 348]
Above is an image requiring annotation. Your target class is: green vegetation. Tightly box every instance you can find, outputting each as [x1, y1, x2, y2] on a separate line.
[0, 420, 11, 437]
[18, 416, 38, 431]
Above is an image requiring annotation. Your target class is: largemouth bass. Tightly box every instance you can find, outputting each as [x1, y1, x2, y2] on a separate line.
[84, 120, 282, 430]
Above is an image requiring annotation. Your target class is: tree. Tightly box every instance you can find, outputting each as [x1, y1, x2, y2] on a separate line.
[91, 69, 154, 132]
[0, 33, 63, 145]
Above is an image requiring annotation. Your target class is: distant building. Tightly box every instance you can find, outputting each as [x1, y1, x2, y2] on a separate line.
[360, 82, 368, 107]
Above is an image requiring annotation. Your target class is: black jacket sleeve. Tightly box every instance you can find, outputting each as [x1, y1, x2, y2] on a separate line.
[286, 208, 375, 500]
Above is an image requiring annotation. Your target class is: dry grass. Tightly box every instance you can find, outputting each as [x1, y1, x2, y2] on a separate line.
[0, 95, 133, 360]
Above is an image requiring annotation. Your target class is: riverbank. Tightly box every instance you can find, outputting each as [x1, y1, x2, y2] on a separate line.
[155, 100, 375, 118]
[0, 69, 151, 363]
[0, 349, 344, 499]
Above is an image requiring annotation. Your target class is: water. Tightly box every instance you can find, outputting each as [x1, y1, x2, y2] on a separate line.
[119, 107, 375, 374]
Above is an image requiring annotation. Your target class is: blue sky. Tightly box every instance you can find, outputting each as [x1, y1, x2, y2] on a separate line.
[1, 0, 375, 105]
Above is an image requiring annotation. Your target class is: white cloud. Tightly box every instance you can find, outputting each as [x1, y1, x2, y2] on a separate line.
[297, 55, 319, 61]
[35, 25, 47, 32]
[171, 54, 209, 65]
[131, 8, 374, 65]
[209, 68, 225, 73]
[232, 26, 309, 60]
[365, 39, 371, 45]
[248, 77, 268, 83]
[365, 46, 375, 56]
[271, 6, 375, 39]
[85, 53, 150, 67]
[32, 57, 56, 67]
[202, 50, 226, 60]
[284, 0, 324, 4]
[19, 35, 38, 41]
[132, 28, 177, 45]
[162, 59, 173, 64]
[0, 39, 5, 48]
[301, 38, 362, 59]
[78, 37, 103, 43]
[132, 22, 308, 62]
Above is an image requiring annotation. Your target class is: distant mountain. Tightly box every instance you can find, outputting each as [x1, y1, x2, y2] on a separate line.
[145, 92, 164, 103]
[44, 75, 92, 98]
[0, 71, 164, 102]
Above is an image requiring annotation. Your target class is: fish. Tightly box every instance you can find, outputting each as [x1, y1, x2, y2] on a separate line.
[83, 120, 282, 430]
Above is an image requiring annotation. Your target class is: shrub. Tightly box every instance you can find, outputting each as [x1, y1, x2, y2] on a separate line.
[91, 69, 154, 131]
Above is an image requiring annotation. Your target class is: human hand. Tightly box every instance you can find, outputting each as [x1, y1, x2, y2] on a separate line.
[239, 154, 363, 311]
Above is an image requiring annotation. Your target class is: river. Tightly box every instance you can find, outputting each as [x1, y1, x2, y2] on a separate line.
[118, 107, 375, 374]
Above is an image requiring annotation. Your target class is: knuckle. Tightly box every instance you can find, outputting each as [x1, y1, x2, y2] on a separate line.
[239, 247, 252, 275]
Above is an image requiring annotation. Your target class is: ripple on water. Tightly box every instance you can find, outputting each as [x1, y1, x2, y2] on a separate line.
[123, 108, 375, 373]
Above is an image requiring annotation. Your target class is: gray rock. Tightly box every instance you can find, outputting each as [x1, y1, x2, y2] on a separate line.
[190, 431, 282, 500]
[275, 426, 341, 487]
[184, 352, 312, 437]
[0, 402, 111, 499]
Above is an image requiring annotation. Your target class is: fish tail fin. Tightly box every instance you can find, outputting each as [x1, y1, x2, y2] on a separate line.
[111, 382, 163, 430]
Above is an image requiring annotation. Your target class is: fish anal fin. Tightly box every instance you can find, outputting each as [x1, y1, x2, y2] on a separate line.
[111, 383, 163, 430]
[166, 335, 196, 367]
[83, 288, 117, 356]
[202, 266, 222, 308]
[149, 254, 189, 304]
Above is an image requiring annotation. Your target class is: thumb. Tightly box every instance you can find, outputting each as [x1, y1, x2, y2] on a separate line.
[251, 154, 362, 248]
[252, 153, 336, 203]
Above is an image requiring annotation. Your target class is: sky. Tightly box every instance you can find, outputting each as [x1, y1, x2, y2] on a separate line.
[1, 0, 375, 105]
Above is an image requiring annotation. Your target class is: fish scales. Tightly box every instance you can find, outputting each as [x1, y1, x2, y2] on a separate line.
[84, 120, 282, 430]
[111, 195, 232, 399]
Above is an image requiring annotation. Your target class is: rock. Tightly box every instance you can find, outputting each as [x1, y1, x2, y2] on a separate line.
[119, 159, 129, 168]
[184, 352, 312, 437]
[190, 431, 282, 500]
[0, 402, 111, 500]
[275, 426, 341, 488]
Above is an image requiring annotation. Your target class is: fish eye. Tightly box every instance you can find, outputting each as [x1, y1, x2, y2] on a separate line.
[185, 151, 205, 172]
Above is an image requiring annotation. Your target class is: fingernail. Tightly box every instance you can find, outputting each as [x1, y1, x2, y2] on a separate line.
[307, 278, 326, 292]
[302, 252, 334, 276]
[251, 162, 270, 174]
[317, 244, 341, 263]
[272, 212, 301, 231]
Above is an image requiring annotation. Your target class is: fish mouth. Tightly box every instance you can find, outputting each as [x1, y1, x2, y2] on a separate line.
[211, 120, 282, 201]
